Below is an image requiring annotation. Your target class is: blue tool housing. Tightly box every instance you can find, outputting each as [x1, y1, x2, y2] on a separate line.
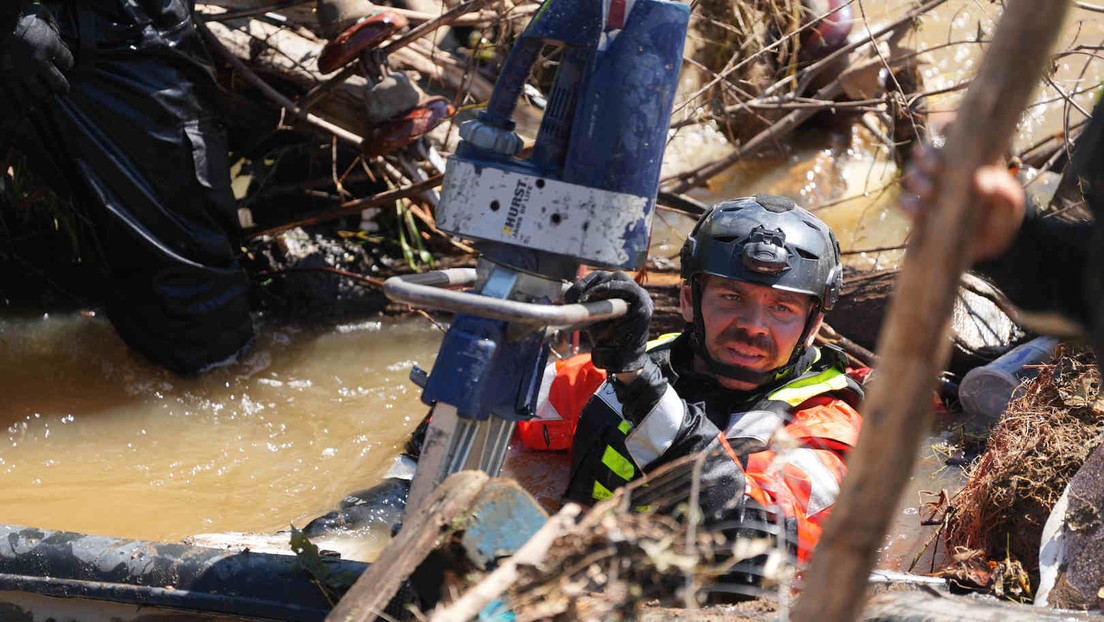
[422, 314, 549, 421]
[448, 0, 690, 270]
[420, 0, 689, 423]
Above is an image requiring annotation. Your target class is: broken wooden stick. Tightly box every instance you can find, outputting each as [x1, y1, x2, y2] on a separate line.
[202, 0, 312, 22]
[196, 18, 367, 147]
[325, 471, 491, 622]
[243, 175, 443, 239]
[792, 2, 1070, 621]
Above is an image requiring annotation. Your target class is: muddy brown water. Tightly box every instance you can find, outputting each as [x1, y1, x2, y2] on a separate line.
[1, 0, 1102, 572]
[0, 314, 440, 547]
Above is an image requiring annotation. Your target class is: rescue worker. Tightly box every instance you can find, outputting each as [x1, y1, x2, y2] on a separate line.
[517, 194, 865, 578]
[0, 0, 253, 374]
[901, 98, 1104, 355]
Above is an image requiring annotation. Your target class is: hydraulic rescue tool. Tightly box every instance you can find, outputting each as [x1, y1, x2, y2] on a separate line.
[385, 0, 690, 513]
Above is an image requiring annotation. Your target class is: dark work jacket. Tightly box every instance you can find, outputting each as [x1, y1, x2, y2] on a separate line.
[562, 333, 864, 563]
[974, 98, 1104, 333]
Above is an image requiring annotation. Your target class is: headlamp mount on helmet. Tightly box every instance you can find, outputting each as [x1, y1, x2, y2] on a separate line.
[679, 194, 843, 387]
[742, 225, 789, 275]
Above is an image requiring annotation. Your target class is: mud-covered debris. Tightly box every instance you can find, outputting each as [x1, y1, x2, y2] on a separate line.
[931, 547, 1031, 601]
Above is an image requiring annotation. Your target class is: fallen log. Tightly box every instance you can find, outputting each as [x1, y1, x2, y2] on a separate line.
[199, 11, 372, 135]
[198, 3, 540, 137]
[198, 17, 368, 147]
[794, 2, 1071, 621]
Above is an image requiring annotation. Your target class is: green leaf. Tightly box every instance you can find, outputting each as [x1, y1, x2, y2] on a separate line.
[290, 525, 332, 585]
[396, 204, 418, 270]
[404, 207, 435, 268]
[289, 526, 362, 601]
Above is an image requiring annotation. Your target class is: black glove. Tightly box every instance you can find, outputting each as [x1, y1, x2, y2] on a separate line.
[0, 3, 74, 114]
[565, 270, 653, 373]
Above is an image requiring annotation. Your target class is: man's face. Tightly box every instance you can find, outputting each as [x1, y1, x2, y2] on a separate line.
[680, 275, 820, 391]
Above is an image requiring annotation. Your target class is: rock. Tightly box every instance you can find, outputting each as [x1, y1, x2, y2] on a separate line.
[800, 0, 853, 60]
[1036, 440, 1104, 609]
[303, 477, 411, 537]
[316, 0, 378, 40]
[246, 226, 393, 321]
[364, 72, 422, 124]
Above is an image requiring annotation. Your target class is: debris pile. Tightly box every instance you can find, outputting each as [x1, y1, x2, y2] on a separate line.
[493, 455, 791, 620]
[930, 547, 1032, 601]
[943, 346, 1104, 593]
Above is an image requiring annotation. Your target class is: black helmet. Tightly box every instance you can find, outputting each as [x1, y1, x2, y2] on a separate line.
[680, 194, 842, 310]
[679, 194, 842, 386]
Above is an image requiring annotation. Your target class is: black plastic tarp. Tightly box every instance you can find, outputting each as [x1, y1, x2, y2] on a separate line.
[8, 0, 253, 373]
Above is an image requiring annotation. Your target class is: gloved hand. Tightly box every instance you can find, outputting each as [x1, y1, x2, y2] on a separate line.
[0, 3, 74, 114]
[565, 270, 653, 373]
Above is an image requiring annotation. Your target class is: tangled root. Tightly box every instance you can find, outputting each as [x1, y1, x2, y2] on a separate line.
[944, 346, 1104, 589]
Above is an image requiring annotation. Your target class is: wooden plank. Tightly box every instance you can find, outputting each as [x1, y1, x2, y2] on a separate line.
[791, 2, 1071, 621]
[325, 470, 489, 622]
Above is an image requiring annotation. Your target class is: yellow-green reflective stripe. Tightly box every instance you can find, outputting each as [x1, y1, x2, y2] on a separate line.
[646, 333, 680, 351]
[617, 419, 632, 434]
[602, 446, 635, 481]
[768, 368, 849, 406]
[593, 481, 614, 500]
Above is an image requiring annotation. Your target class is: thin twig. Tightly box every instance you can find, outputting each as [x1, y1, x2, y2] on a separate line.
[841, 244, 906, 256]
[412, 308, 449, 333]
[257, 266, 385, 288]
[381, 0, 495, 58]
[1075, 1, 1104, 13]
[196, 18, 366, 147]
[244, 175, 443, 238]
[1017, 119, 1088, 161]
[1044, 74, 1092, 119]
[202, 0, 313, 22]
[300, 0, 495, 110]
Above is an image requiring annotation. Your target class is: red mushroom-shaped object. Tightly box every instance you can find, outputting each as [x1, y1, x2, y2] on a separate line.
[799, 0, 853, 61]
[318, 10, 408, 75]
[363, 96, 454, 158]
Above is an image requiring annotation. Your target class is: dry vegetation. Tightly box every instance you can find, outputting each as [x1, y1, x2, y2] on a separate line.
[944, 346, 1104, 593]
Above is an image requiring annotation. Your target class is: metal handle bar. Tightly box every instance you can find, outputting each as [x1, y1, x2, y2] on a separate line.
[384, 268, 628, 327]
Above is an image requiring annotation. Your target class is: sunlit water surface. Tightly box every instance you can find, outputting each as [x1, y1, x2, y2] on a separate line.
[0, 314, 440, 545]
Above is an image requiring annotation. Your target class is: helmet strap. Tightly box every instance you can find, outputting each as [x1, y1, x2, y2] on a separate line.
[688, 275, 819, 387]
[791, 299, 823, 365]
